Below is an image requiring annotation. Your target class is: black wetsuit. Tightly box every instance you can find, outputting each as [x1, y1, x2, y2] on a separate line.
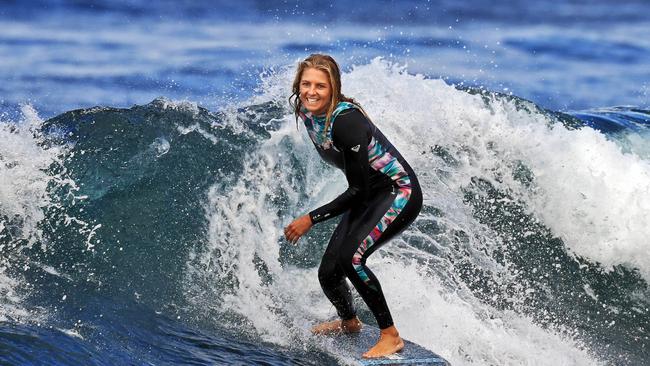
[300, 102, 422, 329]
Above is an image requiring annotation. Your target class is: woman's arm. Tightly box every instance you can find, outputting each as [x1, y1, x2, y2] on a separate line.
[309, 109, 371, 223]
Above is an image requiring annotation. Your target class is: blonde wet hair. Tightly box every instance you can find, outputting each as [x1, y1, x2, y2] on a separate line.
[289, 54, 365, 138]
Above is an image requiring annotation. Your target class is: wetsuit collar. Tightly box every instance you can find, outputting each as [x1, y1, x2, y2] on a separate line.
[300, 106, 326, 120]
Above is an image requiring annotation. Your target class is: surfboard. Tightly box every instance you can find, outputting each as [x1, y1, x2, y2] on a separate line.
[326, 325, 450, 365]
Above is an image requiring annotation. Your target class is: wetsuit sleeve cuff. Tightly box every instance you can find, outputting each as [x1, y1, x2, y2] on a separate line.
[309, 209, 330, 224]
[309, 210, 319, 224]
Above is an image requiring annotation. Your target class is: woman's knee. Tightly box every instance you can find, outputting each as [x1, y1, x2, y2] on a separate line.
[336, 248, 359, 277]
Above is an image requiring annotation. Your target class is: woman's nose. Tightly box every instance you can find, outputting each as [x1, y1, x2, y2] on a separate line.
[306, 85, 317, 95]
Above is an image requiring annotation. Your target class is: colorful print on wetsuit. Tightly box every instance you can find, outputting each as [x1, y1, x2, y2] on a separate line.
[299, 101, 358, 151]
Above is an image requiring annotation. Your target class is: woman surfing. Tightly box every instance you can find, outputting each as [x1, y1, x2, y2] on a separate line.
[284, 54, 423, 359]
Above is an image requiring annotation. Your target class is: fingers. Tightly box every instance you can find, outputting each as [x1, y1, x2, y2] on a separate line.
[287, 232, 300, 244]
[284, 223, 301, 244]
[285, 215, 312, 244]
[283, 223, 291, 240]
[289, 229, 300, 243]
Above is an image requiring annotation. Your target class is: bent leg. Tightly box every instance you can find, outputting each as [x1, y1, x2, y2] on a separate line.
[339, 184, 423, 329]
[317, 212, 356, 321]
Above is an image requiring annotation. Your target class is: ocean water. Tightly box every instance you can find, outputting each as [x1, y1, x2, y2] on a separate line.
[1, 1, 649, 365]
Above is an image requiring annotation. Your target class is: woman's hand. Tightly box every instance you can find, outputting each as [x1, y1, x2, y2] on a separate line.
[284, 214, 313, 244]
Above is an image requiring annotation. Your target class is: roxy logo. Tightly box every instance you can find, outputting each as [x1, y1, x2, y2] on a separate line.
[351, 144, 361, 152]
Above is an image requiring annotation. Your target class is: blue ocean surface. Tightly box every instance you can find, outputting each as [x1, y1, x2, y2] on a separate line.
[1, 1, 649, 365]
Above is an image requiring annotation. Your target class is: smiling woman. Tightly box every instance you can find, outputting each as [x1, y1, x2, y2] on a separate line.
[299, 68, 332, 116]
[285, 54, 424, 359]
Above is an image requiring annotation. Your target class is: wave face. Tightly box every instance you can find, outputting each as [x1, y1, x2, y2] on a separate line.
[0, 99, 335, 365]
[2, 60, 647, 365]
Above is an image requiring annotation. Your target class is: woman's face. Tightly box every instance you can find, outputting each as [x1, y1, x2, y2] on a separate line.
[299, 67, 332, 115]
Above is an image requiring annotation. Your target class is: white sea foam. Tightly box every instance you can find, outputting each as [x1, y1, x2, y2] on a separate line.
[0, 105, 63, 321]
[0, 265, 30, 322]
[342, 58, 650, 280]
[381, 260, 597, 365]
[0, 105, 91, 323]
[0, 105, 59, 247]
[184, 59, 650, 364]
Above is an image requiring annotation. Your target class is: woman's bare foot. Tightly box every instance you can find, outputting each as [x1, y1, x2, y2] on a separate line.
[311, 317, 362, 335]
[362, 325, 404, 358]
